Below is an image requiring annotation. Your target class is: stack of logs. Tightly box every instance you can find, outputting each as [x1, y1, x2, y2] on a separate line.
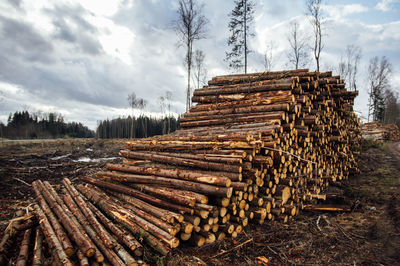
[361, 121, 400, 141]
[0, 69, 361, 264]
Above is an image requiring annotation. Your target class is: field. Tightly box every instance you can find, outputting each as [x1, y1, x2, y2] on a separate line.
[0, 139, 399, 265]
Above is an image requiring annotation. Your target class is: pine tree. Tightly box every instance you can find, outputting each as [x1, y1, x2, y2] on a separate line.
[225, 0, 255, 74]
[367, 56, 392, 122]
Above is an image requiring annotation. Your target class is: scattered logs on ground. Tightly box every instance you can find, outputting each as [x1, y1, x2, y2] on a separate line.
[361, 121, 400, 141]
[0, 69, 362, 264]
[0, 179, 147, 265]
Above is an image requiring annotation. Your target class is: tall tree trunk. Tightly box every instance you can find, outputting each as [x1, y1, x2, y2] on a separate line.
[186, 40, 192, 112]
[244, 0, 247, 74]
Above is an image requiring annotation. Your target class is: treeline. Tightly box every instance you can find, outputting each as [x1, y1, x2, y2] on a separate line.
[0, 111, 95, 139]
[96, 116, 179, 139]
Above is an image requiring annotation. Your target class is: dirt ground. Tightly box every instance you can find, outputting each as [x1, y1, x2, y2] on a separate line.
[0, 139, 399, 265]
[0, 138, 125, 231]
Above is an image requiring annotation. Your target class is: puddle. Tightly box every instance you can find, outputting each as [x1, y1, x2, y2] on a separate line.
[73, 157, 118, 163]
[51, 154, 71, 160]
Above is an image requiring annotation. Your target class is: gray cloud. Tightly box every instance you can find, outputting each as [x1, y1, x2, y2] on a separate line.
[6, 0, 22, 9]
[44, 4, 103, 55]
[0, 15, 54, 63]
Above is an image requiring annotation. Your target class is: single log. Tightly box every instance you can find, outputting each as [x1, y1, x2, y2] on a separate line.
[179, 113, 284, 128]
[121, 160, 242, 181]
[106, 163, 231, 187]
[191, 92, 294, 104]
[180, 233, 192, 241]
[188, 233, 205, 247]
[93, 172, 233, 198]
[32, 228, 43, 266]
[13, 220, 37, 231]
[123, 182, 195, 207]
[180, 222, 194, 234]
[147, 151, 243, 164]
[303, 204, 351, 212]
[15, 228, 31, 266]
[33, 204, 73, 266]
[113, 243, 138, 266]
[184, 103, 289, 118]
[120, 150, 242, 173]
[77, 250, 89, 266]
[207, 70, 307, 85]
[183, 214, 201, 227]
[153, 132, 254, 142]
[193, 82, 295, 96]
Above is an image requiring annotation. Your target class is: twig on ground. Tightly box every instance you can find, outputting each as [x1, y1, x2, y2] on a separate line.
[316, 215, 322, 232]
[336, 224, 354, 242]
[210, 238, 253, 258]
[12, 177, 31, 187]
[267, 245, 297, 265]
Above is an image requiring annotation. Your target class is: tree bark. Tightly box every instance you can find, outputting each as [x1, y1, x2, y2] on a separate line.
[106, 163, 231, 187]
[33, 204, 73, 266]
[32, 182, 75, 257]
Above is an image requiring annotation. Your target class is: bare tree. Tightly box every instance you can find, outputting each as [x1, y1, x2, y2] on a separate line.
[192, 49, 207, 91]
[367, 56, 392, 122]
[306, 0, 324, 72]
[158, 91, 173, 134]
[226, 0, 255, 73]
[287, 21, 309, 69]
[338, 45, 361, 91]
[158, 96, 166, 115]
[165, 91, 173, 133]
[173, 0, 208, 112]
[263, 41, 275, 72]
[127, 92, 147, 138]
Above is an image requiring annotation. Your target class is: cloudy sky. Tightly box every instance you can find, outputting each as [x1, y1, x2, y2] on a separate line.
[0, 0, 399, 129]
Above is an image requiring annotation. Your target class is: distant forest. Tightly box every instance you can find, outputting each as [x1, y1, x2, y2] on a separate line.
[0, 111, 180, 140]
[0, 111, 95, 139]
[96, 116, 179, 139]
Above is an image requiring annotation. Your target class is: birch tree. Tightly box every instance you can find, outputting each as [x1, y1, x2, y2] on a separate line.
[173, 0, 208, 112]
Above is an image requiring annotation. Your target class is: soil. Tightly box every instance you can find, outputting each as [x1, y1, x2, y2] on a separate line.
[0, 139, 399, 265]
[0, 138, 125, 231]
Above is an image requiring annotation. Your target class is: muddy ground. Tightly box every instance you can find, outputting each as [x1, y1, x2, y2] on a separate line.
[0, 139, 399, 265]
[0, 138, 124, 230]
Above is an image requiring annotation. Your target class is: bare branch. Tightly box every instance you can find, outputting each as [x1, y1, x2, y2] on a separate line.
[263, 41, 275, 72]
[287, 21, 309, 69]
[306, 0, 324, 72]
[338, 45, 361, 91]
[192, 49, 207, 91]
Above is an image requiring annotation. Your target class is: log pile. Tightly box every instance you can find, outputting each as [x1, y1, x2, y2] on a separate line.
[361, 121, 400, 141]
[1, 69, 361, 264]
[383, 124, 400, 141]
[81, 69, 360, 249]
